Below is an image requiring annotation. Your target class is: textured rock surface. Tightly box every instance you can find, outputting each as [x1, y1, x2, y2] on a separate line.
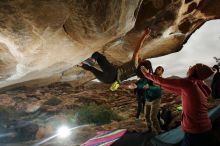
[0, 0, 219, 89]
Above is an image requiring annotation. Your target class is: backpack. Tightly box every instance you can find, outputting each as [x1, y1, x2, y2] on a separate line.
[157, 108, 172, 131]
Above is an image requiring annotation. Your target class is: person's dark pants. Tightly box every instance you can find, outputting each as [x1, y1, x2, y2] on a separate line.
[135, 90, 145, 119]
[181, 130, 214, 146]
[136, 98, 145, 119]
[82, 52, 117, 84]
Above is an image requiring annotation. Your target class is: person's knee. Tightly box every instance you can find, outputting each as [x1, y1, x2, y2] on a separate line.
[92, 52, 102, 60]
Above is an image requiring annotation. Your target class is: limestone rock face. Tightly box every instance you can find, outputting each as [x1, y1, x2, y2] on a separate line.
[0, 0, 219, 89]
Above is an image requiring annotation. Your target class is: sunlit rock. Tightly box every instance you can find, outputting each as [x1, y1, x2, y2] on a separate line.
[0, 0, 219, 89]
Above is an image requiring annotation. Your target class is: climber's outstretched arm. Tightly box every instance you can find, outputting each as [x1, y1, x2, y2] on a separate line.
[132, 28, 151, 65]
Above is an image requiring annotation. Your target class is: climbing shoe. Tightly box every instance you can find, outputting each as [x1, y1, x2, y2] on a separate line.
[84, 58, 96, 66]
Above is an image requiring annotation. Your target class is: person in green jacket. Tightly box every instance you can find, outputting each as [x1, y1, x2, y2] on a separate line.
[129, 63, 164, 134]
[144, 66, 164, 134]
[131, 60, 154, 120]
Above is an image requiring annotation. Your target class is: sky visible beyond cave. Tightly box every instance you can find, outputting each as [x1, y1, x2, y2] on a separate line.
[150, 20, 220, 77]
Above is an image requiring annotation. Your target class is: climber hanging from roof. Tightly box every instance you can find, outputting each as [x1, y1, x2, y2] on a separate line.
[79, 28, 151, 91]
